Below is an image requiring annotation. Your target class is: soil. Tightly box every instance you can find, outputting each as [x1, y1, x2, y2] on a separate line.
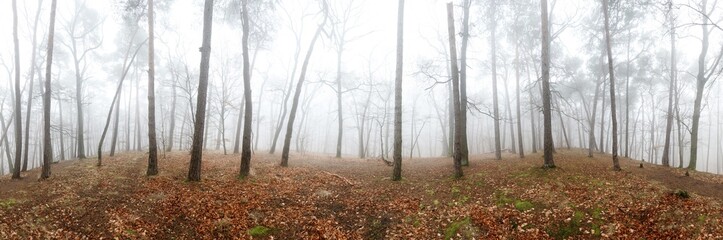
[1, 149, 721, 239]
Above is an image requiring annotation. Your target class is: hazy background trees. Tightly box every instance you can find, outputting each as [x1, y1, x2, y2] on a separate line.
[1, 0, 723, 178]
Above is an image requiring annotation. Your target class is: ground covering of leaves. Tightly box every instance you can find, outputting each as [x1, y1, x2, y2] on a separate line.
[0, 149, 722, 239]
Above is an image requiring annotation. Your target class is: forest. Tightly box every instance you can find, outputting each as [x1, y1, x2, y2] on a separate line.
[1, 0, 722, 238]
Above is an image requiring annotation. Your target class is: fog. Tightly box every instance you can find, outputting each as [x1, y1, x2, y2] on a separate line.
[1, 0, 722, 176]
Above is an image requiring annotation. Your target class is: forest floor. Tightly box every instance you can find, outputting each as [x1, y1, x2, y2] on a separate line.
[0, 149, 722, 239]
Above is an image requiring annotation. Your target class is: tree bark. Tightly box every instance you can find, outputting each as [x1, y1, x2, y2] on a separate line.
[110, 85, 121, 156]
[515, 45, 525, 158]
[23, 0, 44, 172]
[602, 0, 621, 171]
[11, 0, 23, 179]
[391, 0, 405, 181]
[446, 2, 463, 179]
[490, 0, 502, 161]
[41, 0, 58, 179]
[239, 0, 254, 178]
[459, 0, 471, 165]
[541, 0, 555, 168]
[166, 82, 177, 152]
[281, 3, 328, 167]
[147, 0, 159, 175]
[188, 0, 215, 182]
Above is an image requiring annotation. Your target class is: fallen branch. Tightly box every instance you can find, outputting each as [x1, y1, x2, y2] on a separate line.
[322, 171, 355, 186]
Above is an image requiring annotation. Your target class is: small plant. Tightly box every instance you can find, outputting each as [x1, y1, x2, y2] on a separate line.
[248, 225, 271, 237]
[0, 198, 18, 208]
[514, 200, 534, 212]
[444, 217, 470, 240]
[673, 190, 690, 199]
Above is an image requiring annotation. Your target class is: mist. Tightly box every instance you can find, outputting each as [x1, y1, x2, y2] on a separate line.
[1, 0, 722, 177]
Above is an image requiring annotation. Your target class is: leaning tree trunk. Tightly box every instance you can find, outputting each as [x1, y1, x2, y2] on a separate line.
[187, 0, 215, 182]
[689, 0, 715, 171]
[110, 87, 121, 156]
[541, 0, 555, 168]
[239, 0, 254, 178]
[602, 0, 621, 171]
[280, 4, 328, 167]
[391, 0, 405, 181]
[447, 2, 463, 178]
[97, 34, 145, 165]
[11, 0, 23, 179]
[41, 0, 58, 179]
[23, 0, 44, 172]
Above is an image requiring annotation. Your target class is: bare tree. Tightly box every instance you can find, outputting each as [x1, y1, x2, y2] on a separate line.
[239, 0, 253, 178]
[60, 0, 104, 159]
[41, 0, 59, 179]
[391, 0, 405, 181]
[688, 0, 723, 171]
[459, 0, 471, 165]
[147, 0, 159, 176]
[11, 0, 22, 179]
[188, 0, 215, 182]
[661, 0, 676, 167]
[22, 0, 45, 172]
[447, 2, 463, 178]
[602, 0, 621, 171]
[541, 0, 555, 168]
[280, 1, 329, 167]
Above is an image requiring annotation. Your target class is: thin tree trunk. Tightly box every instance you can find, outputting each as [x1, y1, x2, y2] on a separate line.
[541, 0, 555, 168]
[11, 0, 23, 179]
[239, 0, 253, 178]
[166, 83, 177, 152]
[602, 0, 621, 171]
[147, 0, 159, 175]
[281, 5, 328, 167]
[188, 0, 215, 181]
[515, 45, 525, 158]
[58, 96, 65, 161]
[503, 69, 516, 153]
[490, 0, 501, 160]
[23, 0, 44, 172]
[447, 2, 463, 178]
[41, 0, 58, 179]
[110, 86, 121, 156]
[459, 0, 471, 165]
[391, 0, 405, 181]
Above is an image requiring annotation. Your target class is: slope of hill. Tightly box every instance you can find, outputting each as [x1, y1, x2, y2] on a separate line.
[1, 149, 721, 239]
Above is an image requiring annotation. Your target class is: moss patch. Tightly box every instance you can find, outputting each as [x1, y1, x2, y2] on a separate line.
[248, 225, 271, 237]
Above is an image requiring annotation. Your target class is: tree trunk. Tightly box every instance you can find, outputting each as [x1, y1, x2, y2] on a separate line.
[188, 0, 215, 181]
[146, 0, 159, 175]
[689, 0, 716, 171]
[459, 0, 471, 165]
[515, 45, 525, 158]
[110, 86, 121, 156]
[391, 0, 405, 181]
[11, 0, 23, 179]
[446, 2, 463, 179]
[490, 1, 502, 161]
[503, 68, 516, 153]
[281, 4, 328, 167]
[254, 79, 266, 151]
[58, 96, 65, 161]
[41, 0, 58, 179]
[97, 35, 145, 164]
[335, 47, 344, 158]
[23, 0, 44, 172]
[166, 83, 177, 152]
[239, 0, 253, 178]
[541, 0, 555, 168]
[602, 0, 621, 171]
